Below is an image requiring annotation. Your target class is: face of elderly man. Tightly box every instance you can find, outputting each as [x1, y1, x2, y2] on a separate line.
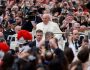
[73, 23, 80, 31]
[42, 14, 50, 24]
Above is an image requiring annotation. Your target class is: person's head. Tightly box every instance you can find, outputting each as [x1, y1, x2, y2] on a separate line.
[8, 18, 16, 29]
[72, 30, 79, 41]
[11, 5, 19, 12]
[45, 32, 54, 41]
[11, 11, 16, 18]
[36, 30, 43, 41]
[77, 47, 89, 63]
[15, 16, 22, 24]
[64, 48, 74, 64]
[16, 11, 23, 17]
[81, 39, 89, 48]
[15, 25, 21, 33]
[16, 57, 37, 70]
[2, 52, 15, 70]
[49, 52, 68, 70]
[66, 14, 74, 22]
[79, 25, 86, 32]
[42, 14, 51, 24]
[73, 23, 80, 31]
[8, 23, 16, 29]
[70, 61, 83, 70]
[49, 38, 58, 49]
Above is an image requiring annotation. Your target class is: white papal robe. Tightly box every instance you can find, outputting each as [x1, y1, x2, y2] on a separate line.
[36, 21, 62, 40]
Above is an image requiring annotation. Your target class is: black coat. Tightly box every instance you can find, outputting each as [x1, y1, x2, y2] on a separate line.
[3, 29, 15, 46]
[21, 21, 33, 32]
[29, 40, 39, 53]
[4, 29, 15, 40]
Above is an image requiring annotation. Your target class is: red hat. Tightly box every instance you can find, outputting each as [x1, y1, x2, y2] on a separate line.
[0, 42, 9, 52]
[17, 30, 32, 44]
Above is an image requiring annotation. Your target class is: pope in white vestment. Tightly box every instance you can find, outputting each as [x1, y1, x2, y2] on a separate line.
[36, 21, 62, 40]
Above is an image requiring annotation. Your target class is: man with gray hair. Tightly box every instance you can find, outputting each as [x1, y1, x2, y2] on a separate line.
[73, 22, 80, 31]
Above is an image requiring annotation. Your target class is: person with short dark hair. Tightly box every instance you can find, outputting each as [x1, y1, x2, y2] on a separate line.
[77, 47, 89, 63]
[29, 29, 43, 53]
[70, 61, 83, 70]
[77, 47, 89, 70]
[44, 32, 54, 50]
[1, 52, 15, 70]
[36, 29, 43, 34]
[78, 39, 89, 52]
[48, 38, 69, 70]
[64, 47, 74, 64]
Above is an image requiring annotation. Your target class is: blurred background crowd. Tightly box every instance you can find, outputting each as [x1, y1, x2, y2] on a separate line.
[0, 0, 90, 70]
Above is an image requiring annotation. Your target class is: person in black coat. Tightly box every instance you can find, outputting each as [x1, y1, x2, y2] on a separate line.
[29, 29, 43, 52]
[48, 38, 69, 70]
[21, 20, 33, 32]
[21, 10, 42, 32]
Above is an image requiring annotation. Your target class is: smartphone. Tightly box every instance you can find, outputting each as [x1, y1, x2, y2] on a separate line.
[79, 9, 83, 13]
[72, 1, 77, 8]
[88, 32, 90, 39]
[69, 23, 72, 28]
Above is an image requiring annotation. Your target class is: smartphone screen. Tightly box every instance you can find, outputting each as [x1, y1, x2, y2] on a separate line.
[88, 32, 90, 39]
[79, 9, 83, 13]
[69, 23, 72, 28]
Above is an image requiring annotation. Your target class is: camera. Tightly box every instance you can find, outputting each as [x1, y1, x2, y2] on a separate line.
[79, 9, 83, 12]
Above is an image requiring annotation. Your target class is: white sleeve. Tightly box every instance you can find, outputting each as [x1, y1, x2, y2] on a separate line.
[54, 23, 62, 40]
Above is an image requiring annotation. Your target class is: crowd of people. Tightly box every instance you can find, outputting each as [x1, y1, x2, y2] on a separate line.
[0, 0, 89, 70]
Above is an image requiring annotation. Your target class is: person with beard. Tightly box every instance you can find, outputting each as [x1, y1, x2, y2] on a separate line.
[15, 16, 23, 26]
